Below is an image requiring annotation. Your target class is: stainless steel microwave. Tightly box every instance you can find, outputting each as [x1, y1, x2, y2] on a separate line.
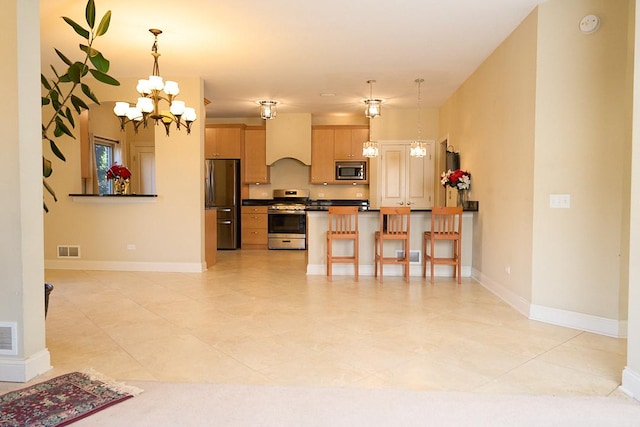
[336, 161, 366, 181]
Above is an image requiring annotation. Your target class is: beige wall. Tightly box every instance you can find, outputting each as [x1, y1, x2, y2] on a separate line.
[43, 77, 206, 272]
[532, 0, 632, 320]
[439, 9, 538, 309]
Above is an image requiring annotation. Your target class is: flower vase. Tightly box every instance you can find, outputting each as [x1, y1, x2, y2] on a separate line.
[113, 177, 130, 195]
[457, 190, 467, 208]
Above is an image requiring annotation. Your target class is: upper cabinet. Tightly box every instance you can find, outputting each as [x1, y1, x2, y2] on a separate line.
[333, 126, 369, 161]
[310, 127, 335, 184]
[243, 126, 270, 184]
[311, 125, 369, 185]
[370, 142, 434, 209]
[205, 124, 244, 158]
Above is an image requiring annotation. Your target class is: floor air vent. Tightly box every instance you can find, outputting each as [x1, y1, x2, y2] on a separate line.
[0, 322, 17, 355]
[57, 245, 81, 258]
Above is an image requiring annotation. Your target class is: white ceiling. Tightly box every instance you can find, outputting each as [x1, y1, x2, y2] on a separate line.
[40, 0, 546, 119]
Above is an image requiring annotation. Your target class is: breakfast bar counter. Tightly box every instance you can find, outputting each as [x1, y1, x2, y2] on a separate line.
[306, 210, 475, 278]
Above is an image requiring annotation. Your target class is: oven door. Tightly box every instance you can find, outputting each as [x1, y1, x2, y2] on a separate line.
[267, 211, 306, 249]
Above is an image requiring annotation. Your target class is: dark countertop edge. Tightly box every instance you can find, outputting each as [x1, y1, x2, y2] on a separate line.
[69, 194, 158, 197]
[242, 199, 274, 206]
[308, 208, 478, 212]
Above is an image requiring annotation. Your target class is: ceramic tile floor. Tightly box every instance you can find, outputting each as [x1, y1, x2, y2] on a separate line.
[38, 250, 628, 397]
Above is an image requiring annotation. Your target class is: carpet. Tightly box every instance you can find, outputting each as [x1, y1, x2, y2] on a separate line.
[0, 370, 142, 427]
[72, 381, 640, 427]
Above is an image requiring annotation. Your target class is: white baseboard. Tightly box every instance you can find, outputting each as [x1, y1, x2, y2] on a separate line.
[529, 304, 626, 338]
[471, 268, 530, 317]
[0, 349, 51, 382]
[45, 259, 206, 273]
[307, 263, 471, 277]
[621, 367, 640, 401]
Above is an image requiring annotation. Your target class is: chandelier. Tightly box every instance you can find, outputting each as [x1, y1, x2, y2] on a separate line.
[258, 100, 278, 120]
[363, 79, 382, 119]
[113, 29, 196, 136]
[410, 78, 427, 157]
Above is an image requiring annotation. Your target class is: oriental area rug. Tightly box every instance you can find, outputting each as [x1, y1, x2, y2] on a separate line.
[0, 370, 142, 426]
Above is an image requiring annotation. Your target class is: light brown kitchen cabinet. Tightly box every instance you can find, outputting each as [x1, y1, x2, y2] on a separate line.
[333, 126, 369, 161]
[310, 127, 336, 184]
[205, 124, 244, 158]
[241, 206, 268, 249]
[243, 126, 270, 184]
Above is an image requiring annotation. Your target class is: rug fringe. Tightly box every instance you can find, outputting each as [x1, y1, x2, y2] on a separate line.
[83, 368, 144, 396]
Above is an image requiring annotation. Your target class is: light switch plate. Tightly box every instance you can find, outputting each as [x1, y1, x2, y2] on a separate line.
[550, 194, 571, 209]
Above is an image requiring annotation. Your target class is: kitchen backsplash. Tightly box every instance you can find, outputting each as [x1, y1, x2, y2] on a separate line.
[247, 158, 369, 200]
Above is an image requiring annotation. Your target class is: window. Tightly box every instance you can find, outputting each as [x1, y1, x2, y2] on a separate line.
[92, 135, 120, 195]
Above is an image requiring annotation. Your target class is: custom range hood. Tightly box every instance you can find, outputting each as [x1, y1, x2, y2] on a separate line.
[266, 113, 311, 165]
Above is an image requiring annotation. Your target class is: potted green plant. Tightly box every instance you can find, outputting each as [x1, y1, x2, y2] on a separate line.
[41, 0, 119, 212]
[41, 0, 119, 315]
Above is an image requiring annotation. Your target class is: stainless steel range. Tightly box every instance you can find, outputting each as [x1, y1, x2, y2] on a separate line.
[268, 189, 309, 250]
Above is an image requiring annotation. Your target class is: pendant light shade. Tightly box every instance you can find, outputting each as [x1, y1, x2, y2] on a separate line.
[363, 80, 382, 119]
[362, 139, 379, 158]
[258, 100, 278, 120]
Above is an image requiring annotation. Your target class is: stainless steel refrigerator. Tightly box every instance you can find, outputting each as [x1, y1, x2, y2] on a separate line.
[205, 159, 240, 249]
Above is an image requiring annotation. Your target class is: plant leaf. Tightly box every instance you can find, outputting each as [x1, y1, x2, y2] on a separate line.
[43, 157, 53, 178]
[89, 69, 120, 86]
[71, 94, 90, 113]
[54, 117, 74, 140]
[42, 97, 51, 106]
[54, 49, 73, 66]
[86, 0, 96, 28]
[62, 16, 90, 39]
[81, 83, 99, 104]
[80, 44, 98, 57]
[89, 51, 109, 72]
[41, 74, 52, 90]
[68, 62, 83, 83]
[95, 11, 111, 37]
[43, 178, 58, 201]
[49, 132, 69, 160]
[65, 107, 75, 128]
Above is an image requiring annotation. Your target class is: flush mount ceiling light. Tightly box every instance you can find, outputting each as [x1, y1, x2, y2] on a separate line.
[258, 100, 279, 120]
[410, 78, 427, 158]
[113, 29, 196, 136]
[363, 80, 382, 119]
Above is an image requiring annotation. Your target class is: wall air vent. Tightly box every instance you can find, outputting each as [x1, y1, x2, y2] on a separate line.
[57, 245, 81, 258]
[395, 250, 421, 264]
[0, 322, 18, 355]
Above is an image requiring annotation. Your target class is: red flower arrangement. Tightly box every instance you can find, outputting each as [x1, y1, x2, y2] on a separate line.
[441, 169, 471, 191]
[106, 163, 131, 180]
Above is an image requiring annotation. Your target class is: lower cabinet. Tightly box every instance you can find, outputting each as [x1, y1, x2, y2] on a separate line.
[241, 206, 268, 249]
[205, 208, 217, 267]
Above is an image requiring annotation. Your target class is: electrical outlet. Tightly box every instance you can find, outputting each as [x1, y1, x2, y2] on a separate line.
[127, 244, 136, 250]
[356, 192, 363, 197]
[550, 194, 571, 209]
[318, 192, 325, 198]
[505, 265, 511, 275]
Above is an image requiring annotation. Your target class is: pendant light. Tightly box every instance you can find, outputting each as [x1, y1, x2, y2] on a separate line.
[410, 78, 427, 158]
[362, 79, 381, 157]
[258, 100, 278, 120]
[114, 29, 196, 136]
[363, 80, 382, 119]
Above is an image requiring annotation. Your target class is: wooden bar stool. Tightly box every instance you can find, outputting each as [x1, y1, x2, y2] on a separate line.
[326, 206, 359, 281]
[423, 206, 463, 283]
[374, 206, 411, 282]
